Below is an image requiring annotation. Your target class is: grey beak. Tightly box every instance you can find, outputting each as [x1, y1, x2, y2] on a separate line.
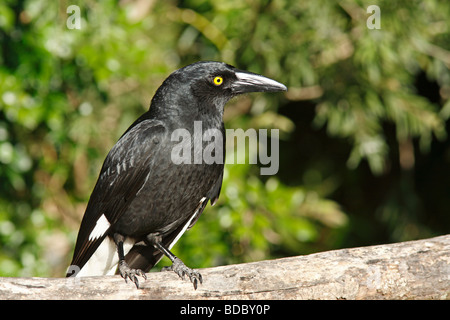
[232, 71, 287, 94]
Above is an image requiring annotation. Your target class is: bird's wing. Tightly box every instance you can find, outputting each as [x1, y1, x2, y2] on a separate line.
[67, 118, 166, 275]
[207, 170, 223, 207]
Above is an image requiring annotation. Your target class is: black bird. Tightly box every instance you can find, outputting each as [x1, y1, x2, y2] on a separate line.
[66, 61, 287, 289]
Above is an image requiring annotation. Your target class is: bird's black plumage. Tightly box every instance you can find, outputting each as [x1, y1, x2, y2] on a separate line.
[67, 61, 286, 288]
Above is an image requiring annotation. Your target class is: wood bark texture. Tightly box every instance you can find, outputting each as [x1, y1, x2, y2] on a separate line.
[0, 234, 449, 300]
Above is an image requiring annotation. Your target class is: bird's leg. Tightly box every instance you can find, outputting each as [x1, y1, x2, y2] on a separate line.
[114, 233, 146, 288]
[146, 234, 203, 289]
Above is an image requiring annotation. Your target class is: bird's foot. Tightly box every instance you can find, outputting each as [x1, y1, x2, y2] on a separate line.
[162, 257, 202, 289]
[118, 260, 147, 288]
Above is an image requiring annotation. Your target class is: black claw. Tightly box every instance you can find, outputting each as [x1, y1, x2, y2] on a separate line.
[169, 257, 202, 290]
[118, 260, 146, 289]
[136, 269, 147, 280]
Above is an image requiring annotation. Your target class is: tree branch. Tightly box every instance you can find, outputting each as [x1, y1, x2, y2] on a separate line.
[1, 235, 449, 300]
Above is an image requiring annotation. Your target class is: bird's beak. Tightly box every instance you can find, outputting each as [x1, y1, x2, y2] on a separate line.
[232, 70, 287, 94]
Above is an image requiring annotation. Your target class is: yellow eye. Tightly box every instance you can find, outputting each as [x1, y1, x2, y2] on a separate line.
[213, 76, 223, 86]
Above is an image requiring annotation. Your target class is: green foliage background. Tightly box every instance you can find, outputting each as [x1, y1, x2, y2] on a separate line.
[0, 0, 449, 277]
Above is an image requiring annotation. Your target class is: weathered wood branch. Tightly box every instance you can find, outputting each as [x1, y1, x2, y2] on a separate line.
[1, 235, 449, 300]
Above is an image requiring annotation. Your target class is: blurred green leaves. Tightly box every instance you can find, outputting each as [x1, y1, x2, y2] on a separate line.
[0, 0, 449, 277]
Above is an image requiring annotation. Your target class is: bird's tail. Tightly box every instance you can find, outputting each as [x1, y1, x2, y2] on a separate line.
[120, 243, 163, 273]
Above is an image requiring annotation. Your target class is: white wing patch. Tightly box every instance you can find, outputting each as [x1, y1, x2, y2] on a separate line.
[168, 197, 207, 250]
[75, 237, 135, 277]
[88, 214, 111, 241]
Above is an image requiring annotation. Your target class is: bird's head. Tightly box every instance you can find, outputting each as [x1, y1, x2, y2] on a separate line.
[151, 61, 287, 117]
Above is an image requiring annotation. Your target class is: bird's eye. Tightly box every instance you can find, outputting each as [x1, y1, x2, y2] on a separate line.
[213, 76, 223, 86]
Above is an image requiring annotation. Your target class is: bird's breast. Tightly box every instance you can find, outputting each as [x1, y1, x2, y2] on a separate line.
[114, 142, 224, 238]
